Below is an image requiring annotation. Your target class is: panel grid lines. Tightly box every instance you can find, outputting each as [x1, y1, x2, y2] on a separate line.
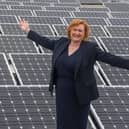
[10, 54, 52, 85]
[93, 86, 129, 129]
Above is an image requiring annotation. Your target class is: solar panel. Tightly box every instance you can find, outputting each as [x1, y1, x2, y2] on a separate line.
[6, 0, 31, 2]
[64, 17, 108, 25]
[91, 25, 107, 37]
[1, 24, 26, 35]
[0, 35, 37, 53]
[35, 10, 72, 17]
[20, 16, 64, 25]
[111, 12, 129, 18]
[104, 3, 129, 12]
[99, 37, 129, 55]
[79, 0, 102, 3]
[97, 56, 129, 85]
[52, 25, 67, 36]
[10, 5, 43, 10]
[0, 0, 129, 129]
[0, 9, 32, 16]
[0, 16, 17, 23]
[0, 85, 94, 129]
[53, 3, 79, 7]
[23, 2, 50, 6]
[101, 0, 109, 2]
[92, 86, 129, 129]
[0, 85, 56, 129]
[34, 0, 58, 2]
[108, 18, 129, 26]
[79, 7, 109, 12]
[45, 6, 76, 11]
[94, 67, 105, 85]
[10, 54, 52, 85]
[1, 24, 54, 36]
[59, 0, 78, 3]
[0, 53, 14, 85]
[0, 5, 8, 9]
[0, 1, 20, 5]
[73, 11, 109, 18]
[29, 25, 54, 36]
[105, 26, 129, 37]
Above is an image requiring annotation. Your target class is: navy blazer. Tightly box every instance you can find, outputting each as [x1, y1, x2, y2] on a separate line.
[27, 30, 129, 105]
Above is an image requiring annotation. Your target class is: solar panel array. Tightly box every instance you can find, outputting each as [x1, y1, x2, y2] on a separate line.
[92, 86, 129, 129]
[0, 0, 129, 129]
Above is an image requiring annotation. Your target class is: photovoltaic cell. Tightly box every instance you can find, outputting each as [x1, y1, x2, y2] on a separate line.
[59, 0, 78, 2]
[1, 24, 54, 36]
[0, 0, 129, 129]
[53, 3, 79, 7]
[0, 86, 56, 129]
[79, 0, 102, 3]
[0, 16, 17, 23]
[23, 2, 50, 6]
[105, 26, 129, 37]
[64, 17, 107, 25]
[29, 24, 54, 36]
[20, 16, 64, 25]
[52, 25, 67, 36]
[0, 85, 94, 129]
[108, 18, 129, 26]
[10, 54, 52, 85]
[0, 5, 8, 9]
[111, 12, 129, 18]
[98, 56, 129, 85]
[91, 26, 107, 37]
[99, 37, 129, 55]
[73, 11, 109, 18]
[0, 35, 37, 53]
[1, 24, 27, 35]
[10, 5, 43, 10]
[35, 10, 72, 17]
[92, 86, 129, 129]
[79, 7, 109, 12]
[45, 6, 76, 11]
[0, 9, 32, 16]
[6, 0, 31, 2]
[104, 3, 129, 12]
[34, 0, 58, 2]
[0, 1, 20, 5]
[0, 54, 14, 85]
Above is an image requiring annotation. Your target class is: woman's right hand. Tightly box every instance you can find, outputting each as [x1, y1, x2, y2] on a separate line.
[19, 19, 30, 33]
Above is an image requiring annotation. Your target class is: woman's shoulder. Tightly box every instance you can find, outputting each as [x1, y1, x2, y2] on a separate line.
[83, 40, 98, 47]
[59, 36, 69, 41]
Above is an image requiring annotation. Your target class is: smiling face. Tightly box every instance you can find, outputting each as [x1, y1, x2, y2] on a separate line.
[70, 24, 85, 43]
[67, 19, 90, 42]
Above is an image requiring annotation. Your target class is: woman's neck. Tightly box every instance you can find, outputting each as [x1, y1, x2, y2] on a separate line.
[70, 41, 81, 47]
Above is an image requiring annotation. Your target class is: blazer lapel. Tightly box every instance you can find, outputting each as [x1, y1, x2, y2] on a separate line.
[53, 40, 69, 65]
[74, 42, 88, 79]
[74, 43, 83, 79]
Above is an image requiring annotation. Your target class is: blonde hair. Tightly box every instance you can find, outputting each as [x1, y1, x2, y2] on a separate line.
[67, 19, 91, 41]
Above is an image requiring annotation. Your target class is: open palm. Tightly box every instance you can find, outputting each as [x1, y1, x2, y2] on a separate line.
[19, 19, 30, 33]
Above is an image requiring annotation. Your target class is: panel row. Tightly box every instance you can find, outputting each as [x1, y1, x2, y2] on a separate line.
[92, 86, 129, 129]
[0, 86, 94, 129]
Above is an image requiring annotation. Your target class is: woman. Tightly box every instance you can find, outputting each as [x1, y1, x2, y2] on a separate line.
[19, 19, 129, 129]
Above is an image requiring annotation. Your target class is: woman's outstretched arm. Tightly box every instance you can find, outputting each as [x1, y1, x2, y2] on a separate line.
[19, 19, 57, 50]
[95, 43, 129, 70]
